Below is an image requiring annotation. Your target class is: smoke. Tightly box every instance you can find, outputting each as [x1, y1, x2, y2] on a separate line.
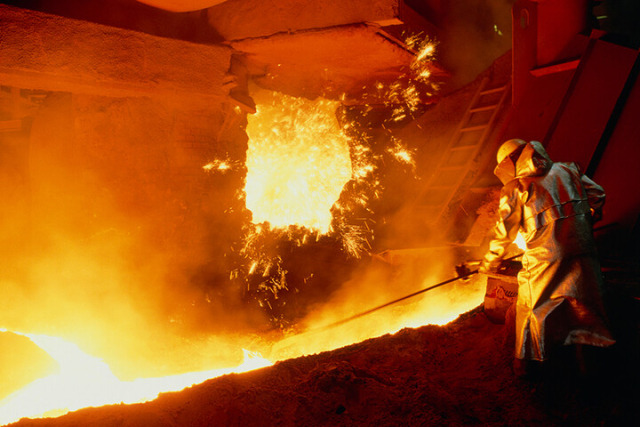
[269, 245, 486, 361]
[0, 3, 507, 386]
[0, 82, 453, 390]
[435, 0, 514, 89]
[0, 92, 265, 383]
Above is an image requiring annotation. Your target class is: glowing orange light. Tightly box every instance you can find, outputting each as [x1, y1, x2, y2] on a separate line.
[203, 159, 233, 173]
[245, 93, 352, 233]
[0, 32, 459, 427]
[416, 42, 435, 62]
[0, 330, 271, 425]
[270, 270, 486, 361]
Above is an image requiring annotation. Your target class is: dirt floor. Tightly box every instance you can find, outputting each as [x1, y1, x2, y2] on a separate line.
[8, 302, 640, 427]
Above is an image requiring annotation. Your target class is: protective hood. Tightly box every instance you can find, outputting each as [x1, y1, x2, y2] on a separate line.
[493, 140, 553, 184]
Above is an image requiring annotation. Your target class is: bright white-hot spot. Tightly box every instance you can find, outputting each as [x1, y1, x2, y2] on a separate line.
[203, 159, 233, 172]
[514, 232, 527, 251]
[245, 93, 352, 234]
[0, 331, 272, 426]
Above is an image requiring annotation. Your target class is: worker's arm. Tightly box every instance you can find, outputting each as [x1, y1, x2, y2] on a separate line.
[581, 174, 605, 222]
[480, 183, 522, 273]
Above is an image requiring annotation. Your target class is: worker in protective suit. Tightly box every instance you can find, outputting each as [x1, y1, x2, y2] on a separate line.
[480, 139, 615, 365]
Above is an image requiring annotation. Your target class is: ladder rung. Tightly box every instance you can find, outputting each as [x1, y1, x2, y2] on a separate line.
[459, 124, 488, 132]
[0, 120, 22, 132]
[479, 85, 507, 96]
[469, 104, 498, 113]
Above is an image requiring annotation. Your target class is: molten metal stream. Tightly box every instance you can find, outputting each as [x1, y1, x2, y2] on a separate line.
[0, 329, 271, 425]
[245, 93, 352, 233]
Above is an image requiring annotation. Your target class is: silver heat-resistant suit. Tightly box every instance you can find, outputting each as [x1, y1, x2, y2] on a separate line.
[481, 140, 615, 361]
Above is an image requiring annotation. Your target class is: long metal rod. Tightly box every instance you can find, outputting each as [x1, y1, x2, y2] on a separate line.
[323, 269, 479, 330]
[319, 221, 610, 331]
[320, 253, 524, 331]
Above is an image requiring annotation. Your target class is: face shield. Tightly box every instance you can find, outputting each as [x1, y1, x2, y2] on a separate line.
[494, 139, 526, 184]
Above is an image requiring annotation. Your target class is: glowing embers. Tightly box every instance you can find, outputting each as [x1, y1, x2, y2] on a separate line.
[0, 329, 271, 425]
[245, 93, 352, 234]
[349, 35, 439, 125]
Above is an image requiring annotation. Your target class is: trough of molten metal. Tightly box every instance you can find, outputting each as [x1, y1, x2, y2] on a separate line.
[0, 329, 272, 426]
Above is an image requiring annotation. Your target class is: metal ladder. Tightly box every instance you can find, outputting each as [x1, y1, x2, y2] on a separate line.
[415, 77, 511, 225]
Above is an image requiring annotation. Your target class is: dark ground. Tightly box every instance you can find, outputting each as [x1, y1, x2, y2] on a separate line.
[9, 296, 640, 426]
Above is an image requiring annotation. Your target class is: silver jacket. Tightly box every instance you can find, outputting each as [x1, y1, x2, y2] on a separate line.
[481, 141, 615, 361]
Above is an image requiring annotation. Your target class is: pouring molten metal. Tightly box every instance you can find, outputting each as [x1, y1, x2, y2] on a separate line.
[245, 92, 352, 234]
